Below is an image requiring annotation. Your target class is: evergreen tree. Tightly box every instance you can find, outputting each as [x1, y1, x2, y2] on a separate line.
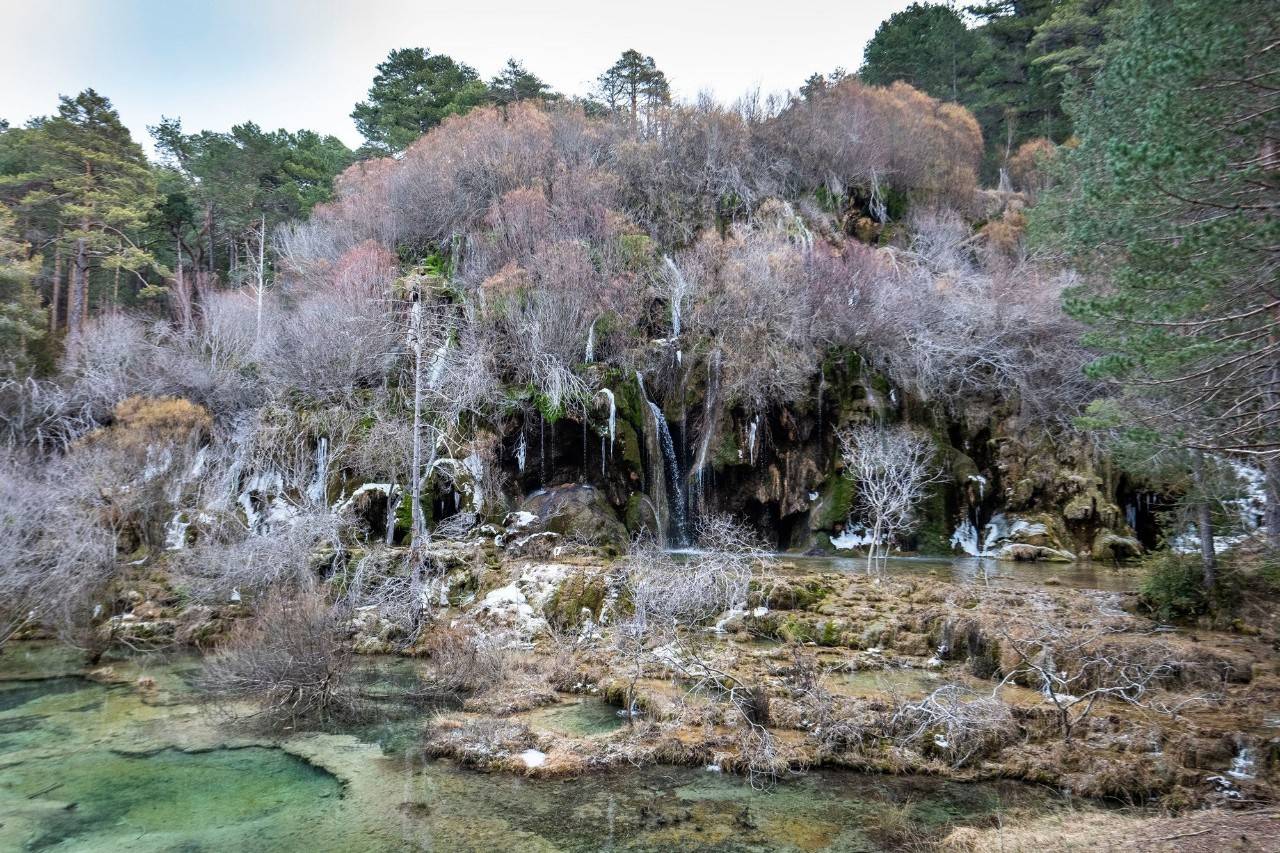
[596, 49, 671, 132]
[0, 202, 46, 375]
[965, 0, 1069, 161]
[351, 48, 490, 153]
[6, 90, 159, 345]
[860, 3, 986, 103]
[488, 59, 557, 107]
[1034, 0, 1279, 561]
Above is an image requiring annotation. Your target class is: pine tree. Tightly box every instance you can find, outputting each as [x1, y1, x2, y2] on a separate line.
[1034, 0, 1280, 564]
[18, 90, 159, 345]
[0, 202, 45, 375]
[596, 50, 671, 133]
[351, 48, 490, 153]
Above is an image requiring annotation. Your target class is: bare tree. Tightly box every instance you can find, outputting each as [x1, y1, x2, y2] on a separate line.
[838, 425, 940, 568]
[198, 590, 356, 730]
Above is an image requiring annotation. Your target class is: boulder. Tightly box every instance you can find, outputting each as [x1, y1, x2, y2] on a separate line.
[516, 484, 629, 553]
[1092, 531, 1143, 561]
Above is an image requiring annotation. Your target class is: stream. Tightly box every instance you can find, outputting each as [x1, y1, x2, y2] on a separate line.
[0, 639, 1090, 851]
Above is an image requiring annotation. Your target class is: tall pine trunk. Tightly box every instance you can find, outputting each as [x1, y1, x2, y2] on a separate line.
[1192, 450, 1217, 591]
[67, 236, 88, 346]
[50, 244, 62, 332]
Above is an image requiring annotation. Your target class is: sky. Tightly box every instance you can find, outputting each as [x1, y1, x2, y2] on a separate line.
[0, 0, 915, 153]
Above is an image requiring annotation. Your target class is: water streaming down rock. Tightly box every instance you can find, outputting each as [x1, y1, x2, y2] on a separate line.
[516, 432, 527, 474]
[306, 437, 329, 504]
[585, 318, 596, 363]
[747, 417, 760, 467]
[635, 371, 689, 546]
[690, 350, 720, 517]
[662, 255, 690, 339]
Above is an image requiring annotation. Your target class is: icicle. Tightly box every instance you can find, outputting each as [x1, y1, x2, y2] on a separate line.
[516, 433, 527, 474]
[997, 167, 1013, 193]
[585, 318, 596, 364]
[306, 437, 329, 504]
[747, 417, 759, 467]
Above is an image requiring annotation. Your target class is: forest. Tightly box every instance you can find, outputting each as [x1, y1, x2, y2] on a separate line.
[0, 0, 1277, 850]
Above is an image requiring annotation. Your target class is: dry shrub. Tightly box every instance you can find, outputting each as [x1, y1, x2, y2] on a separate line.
[420, 620, 514, 695]
[1008, 137, 1057, 195]
[421, 716, 539, 768]
[198, 590, 355, 730]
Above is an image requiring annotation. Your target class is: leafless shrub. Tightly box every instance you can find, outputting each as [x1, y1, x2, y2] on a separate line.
[420, 620, 515, 695]
[197, 590, 356, 731]
[996, 624, 1209, 741]
[888, 684, 1018, 766]
[0, 451, 117, 649]
[172, 508, 344, 604]
[838, 424, 942, 567]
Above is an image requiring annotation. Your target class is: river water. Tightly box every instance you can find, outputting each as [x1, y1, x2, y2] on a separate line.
[0, 641, 1090, 852]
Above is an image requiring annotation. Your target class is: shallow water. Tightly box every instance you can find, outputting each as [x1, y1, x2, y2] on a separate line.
[775, 554, 1140, 592]
[0, 644, 1076, 852]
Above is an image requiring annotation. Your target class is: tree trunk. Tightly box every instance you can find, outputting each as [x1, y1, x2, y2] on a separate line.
[50, 245, 62, 332]
[1192, 450, 1217, 591]
[67, 236, 88, 346]
[409, 290, 425, 539]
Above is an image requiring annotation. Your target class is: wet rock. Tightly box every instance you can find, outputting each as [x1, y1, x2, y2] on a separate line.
[517, 484, 629, 552]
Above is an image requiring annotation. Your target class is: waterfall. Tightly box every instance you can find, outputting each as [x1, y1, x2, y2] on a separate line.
[747, 417, 759, 467]
[163, 512, 189, 550]
[585, 318, 596, 363]
[306, 437, 329, 504]
[690, 350, 720, 516]
[636, 371, 688, 546]
[427, 339, 449, 389]
[662, 256, 689, 339]
[516, 432, 527, 474]
[997, 167, 1013, 193]
[597, 388, 617, 450]
[816, 367, 825, 445]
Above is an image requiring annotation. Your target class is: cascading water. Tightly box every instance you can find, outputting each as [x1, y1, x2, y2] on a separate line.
[306, 437, 329, 505]
[636, 371, 689, 546]
[516, 432, 527, 474]
[747, 416, 760, 467]
[585, 318, 596, 363]
[598, 389, 617, 451]
[662, 256, 689, 339]
[690, 350, 720, 517]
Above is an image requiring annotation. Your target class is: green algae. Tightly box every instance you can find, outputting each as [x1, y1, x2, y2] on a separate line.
[0, 648, 1084, 852]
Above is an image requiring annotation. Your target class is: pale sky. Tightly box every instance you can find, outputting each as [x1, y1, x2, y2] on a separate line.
[0, 0, 916, 153]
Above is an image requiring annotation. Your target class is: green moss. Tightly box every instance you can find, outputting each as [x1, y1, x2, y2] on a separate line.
[712, 431, 741, 469]
[913, 485, 951, 555]
[545, 571, 608, 631]
[814, 474, 855, 532]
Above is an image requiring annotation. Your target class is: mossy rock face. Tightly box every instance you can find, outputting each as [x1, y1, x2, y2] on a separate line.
[545, 569, 608, 631]
[1092, 530, 1143, 561]
[623, 491, 661, 539]
[754, 578, 833, 611]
